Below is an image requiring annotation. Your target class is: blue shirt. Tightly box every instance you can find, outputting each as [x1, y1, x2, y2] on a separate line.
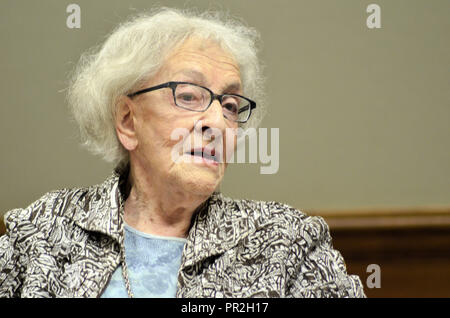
[101, 223, 187, 298]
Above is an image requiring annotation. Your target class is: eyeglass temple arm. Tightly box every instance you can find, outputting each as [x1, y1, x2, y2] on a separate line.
[127, 82, 172, 98]
[237, 103, 256, 114]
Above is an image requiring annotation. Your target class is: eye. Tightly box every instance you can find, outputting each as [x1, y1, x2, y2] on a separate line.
[222, 96, 240, 113]
[176, 91, 203, 105]
[223, 102, 238, 114]
[175, 84, 205, 106]
[178, 93, 196, 102]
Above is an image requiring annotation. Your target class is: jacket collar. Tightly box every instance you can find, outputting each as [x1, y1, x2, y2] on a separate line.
[71, 165, 127, 244]
[72, 164, 254, 267]
[181, 192, 255, 269]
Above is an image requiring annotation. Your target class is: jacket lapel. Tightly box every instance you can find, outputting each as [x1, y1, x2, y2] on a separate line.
[71, 170, 125, 244]
[181, 192, 254, 269]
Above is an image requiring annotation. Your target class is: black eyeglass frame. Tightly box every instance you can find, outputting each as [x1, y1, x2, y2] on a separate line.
[127, 81, 256, 123]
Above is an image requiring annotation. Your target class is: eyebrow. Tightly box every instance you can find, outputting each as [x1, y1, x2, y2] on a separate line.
[173, 69, 241, 94]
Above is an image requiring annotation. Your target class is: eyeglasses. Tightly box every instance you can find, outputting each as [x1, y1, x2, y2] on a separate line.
[127, 81, 256, 123]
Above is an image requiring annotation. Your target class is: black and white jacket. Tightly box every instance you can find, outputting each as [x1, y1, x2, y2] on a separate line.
[0, 167, 365, 298]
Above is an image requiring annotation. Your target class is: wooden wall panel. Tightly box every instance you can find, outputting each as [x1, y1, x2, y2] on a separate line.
[309, 207, 450, 298]
[329, 228, 450, 297]
[0, 216, 5, 236]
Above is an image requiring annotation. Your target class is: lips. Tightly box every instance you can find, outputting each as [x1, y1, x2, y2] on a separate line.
[186, 147, 220, 163]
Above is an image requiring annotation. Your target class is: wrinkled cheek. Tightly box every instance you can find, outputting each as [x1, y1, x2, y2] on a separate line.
[149, 124, 184, 155]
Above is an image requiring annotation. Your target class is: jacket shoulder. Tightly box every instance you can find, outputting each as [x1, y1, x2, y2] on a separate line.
[215, 195, 365, 297]
[3, 186, 91, 238]
[217, 193, 332, 247]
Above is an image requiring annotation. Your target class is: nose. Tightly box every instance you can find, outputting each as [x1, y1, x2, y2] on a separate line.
[197, 99, 227, 133]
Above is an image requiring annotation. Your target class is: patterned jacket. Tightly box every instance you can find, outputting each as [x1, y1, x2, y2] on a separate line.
[0, 167, 366, 298]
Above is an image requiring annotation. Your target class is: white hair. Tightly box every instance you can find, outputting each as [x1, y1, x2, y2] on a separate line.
[67, 7, 266, 167]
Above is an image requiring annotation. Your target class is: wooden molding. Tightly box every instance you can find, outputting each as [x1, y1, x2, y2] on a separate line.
[306, 206, 450, 229]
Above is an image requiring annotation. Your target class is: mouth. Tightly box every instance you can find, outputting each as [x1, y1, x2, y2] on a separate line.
[185, 147, 220, 164]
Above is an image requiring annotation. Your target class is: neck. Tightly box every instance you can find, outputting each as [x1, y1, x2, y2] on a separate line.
[122, 162, 209, 238]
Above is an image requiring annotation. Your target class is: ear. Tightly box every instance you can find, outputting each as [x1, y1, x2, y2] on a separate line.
[115, 96, 138, 151]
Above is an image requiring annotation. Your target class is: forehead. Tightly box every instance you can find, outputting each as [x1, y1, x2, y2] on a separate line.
[159, 37, 242, 86]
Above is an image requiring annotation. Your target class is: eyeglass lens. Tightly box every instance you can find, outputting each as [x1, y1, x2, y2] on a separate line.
[174, 83, 250, 122]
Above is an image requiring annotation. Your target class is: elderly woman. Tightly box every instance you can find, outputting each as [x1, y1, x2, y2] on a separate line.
[0, 8, 365, 298]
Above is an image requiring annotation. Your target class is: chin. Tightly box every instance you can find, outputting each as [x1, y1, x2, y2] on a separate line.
[182, 169, 222, 196]
[187, 184, 218, 198]
[187, 175, 221, 197]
